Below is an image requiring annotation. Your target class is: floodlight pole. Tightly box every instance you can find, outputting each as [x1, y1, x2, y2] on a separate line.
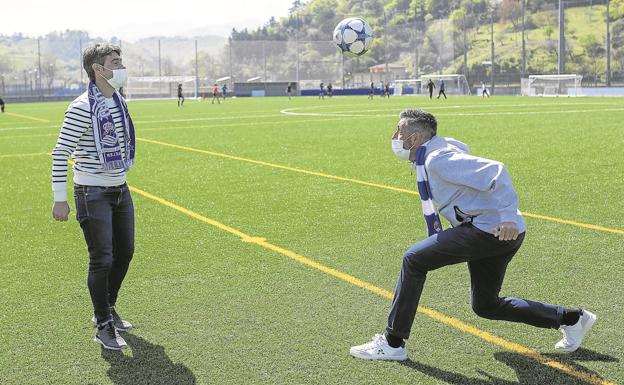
[229, 38, 233, 93]
[383, 10, 389, 82]
[37, 37, 42, 99]
[490, 10, 495, 95]
[262, 40, 267, 94]
[414, 17, 419, 79]
[79, 38, 83, 89]
[558, 0, 565, 74]
[158, 39, 162, 96]
[341, 53, 345, 89]
[606, 0, 611, 86]
[438, 25, 443, 75]
[195, 39, 199, 98]
[521, 0, 526, 76]
[462, 14, 467, 80]
[295, 13, 300, 91]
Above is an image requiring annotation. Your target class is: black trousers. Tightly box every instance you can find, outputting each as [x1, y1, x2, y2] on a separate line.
[74, 183, 135, 324]
[386, 223, 563, 339]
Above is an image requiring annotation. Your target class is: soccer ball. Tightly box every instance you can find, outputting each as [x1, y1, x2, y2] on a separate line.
[333, 17, 373, 56]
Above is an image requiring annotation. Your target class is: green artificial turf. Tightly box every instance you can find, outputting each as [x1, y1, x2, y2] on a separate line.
[1, 95, 622, 385]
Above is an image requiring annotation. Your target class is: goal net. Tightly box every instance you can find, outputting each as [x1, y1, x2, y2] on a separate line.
[419, 74, 471, 95]
[522, 75, 583, 97]
[125, 76, 197, 100]
[394, 79, 422, 96]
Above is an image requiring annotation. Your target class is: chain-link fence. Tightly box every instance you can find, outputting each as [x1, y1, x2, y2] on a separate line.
[1, 0, 622, 100]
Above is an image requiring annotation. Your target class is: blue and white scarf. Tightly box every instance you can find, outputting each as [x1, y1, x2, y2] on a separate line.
[88, 82, 135, 171]
[414, 144, 443, 236]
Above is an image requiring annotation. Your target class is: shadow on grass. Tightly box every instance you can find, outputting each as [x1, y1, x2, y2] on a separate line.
[100, 333, 196, 385]
[400, 348, 618, 385]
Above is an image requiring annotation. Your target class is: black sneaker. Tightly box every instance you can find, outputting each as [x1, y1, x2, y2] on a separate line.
[111, 307, 133, 331]
[94, 321, 127, 350]
[91, 307, 133, 331]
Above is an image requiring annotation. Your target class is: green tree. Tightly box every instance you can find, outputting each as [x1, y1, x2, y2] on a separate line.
[580, 34, 606, 84]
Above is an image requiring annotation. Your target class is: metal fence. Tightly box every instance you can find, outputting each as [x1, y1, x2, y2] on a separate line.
[1, 1, 622, 99]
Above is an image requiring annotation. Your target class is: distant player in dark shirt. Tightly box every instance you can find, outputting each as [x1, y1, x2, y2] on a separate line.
[368, 82, 374, 100]
[437, 79, 447, 99]
[426, 79, 435, 99]
[319, 82, 325, 100]
[221, 84, 228, 100]
[0, 97, 5, 113]
[327, 83, 333, 98]
[177, 83, 184, 107]
[287, 84, 293, 99]
[384, 82, 390, 98]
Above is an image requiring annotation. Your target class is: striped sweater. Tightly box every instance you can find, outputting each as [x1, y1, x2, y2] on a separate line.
[51, 92, 130, 202]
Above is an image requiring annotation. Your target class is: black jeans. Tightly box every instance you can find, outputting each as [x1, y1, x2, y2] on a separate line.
[74, 183, 135, 324]
[386, 223, 563, 339]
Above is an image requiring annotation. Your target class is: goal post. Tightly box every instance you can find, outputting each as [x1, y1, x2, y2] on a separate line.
[522, 74, 583, 97]
[125, 76, 197, 100]
[393, 79, 422, 96]
[419, 74, 471, 95]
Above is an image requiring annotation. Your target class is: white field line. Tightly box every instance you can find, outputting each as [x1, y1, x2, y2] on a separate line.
[284, 102, 624, 116]
[278, 101, 623, 113]
[134, 113, 286, 124]
[280, 107, 624, 118]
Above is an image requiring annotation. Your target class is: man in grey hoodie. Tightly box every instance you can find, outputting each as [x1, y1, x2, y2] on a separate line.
[350, 109, 596, 361]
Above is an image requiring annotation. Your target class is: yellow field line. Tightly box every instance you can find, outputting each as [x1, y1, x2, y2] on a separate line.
[0, 152, 49, 158]
[129, 184, 616, 385]
[4, 112, 50, 123]
[136, 137, 416, 195]
[139, 116, 362, 133]
[137, 137, 624, 235]
[522, 213, 623, 235]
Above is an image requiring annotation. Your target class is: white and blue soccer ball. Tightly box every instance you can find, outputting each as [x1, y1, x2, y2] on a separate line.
[333, 17, 373, 56]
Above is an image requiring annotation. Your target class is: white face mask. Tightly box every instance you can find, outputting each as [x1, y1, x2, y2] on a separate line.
[99, 66, 127, 89]
[391, 131, 418, 161]
[391, 139, 412, 161]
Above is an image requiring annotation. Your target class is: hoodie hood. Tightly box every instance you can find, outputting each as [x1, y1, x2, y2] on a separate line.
[423, 136, 470, 157]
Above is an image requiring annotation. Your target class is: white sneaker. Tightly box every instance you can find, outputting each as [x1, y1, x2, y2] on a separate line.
[350, 334, 408, 361]
[555, 310, 597, 352]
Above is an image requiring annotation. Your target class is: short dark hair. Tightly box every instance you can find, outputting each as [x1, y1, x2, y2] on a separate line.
[83, 44, 121, 82]
[399, 109, 437, 139]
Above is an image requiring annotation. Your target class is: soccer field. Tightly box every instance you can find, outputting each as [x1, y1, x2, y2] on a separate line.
[1, 95, 622, 385]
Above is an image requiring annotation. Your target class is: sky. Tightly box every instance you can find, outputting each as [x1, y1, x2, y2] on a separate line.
[0, 0, 296, 41]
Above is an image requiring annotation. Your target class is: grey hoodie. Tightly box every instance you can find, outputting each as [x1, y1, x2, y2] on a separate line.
[421, 136, 526, 234]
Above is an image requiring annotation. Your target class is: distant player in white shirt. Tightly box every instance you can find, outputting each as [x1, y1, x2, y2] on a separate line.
[481, 82, 490, 98]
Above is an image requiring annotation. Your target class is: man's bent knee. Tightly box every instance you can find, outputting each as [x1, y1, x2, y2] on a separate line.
[471, 299, 502, 319]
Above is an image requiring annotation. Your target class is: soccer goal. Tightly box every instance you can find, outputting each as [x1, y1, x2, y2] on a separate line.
[394, 79, 422, 96]
[419, 74, 471, 95]
[125, 76, 197, 100]
[522, 74, 583, 97]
